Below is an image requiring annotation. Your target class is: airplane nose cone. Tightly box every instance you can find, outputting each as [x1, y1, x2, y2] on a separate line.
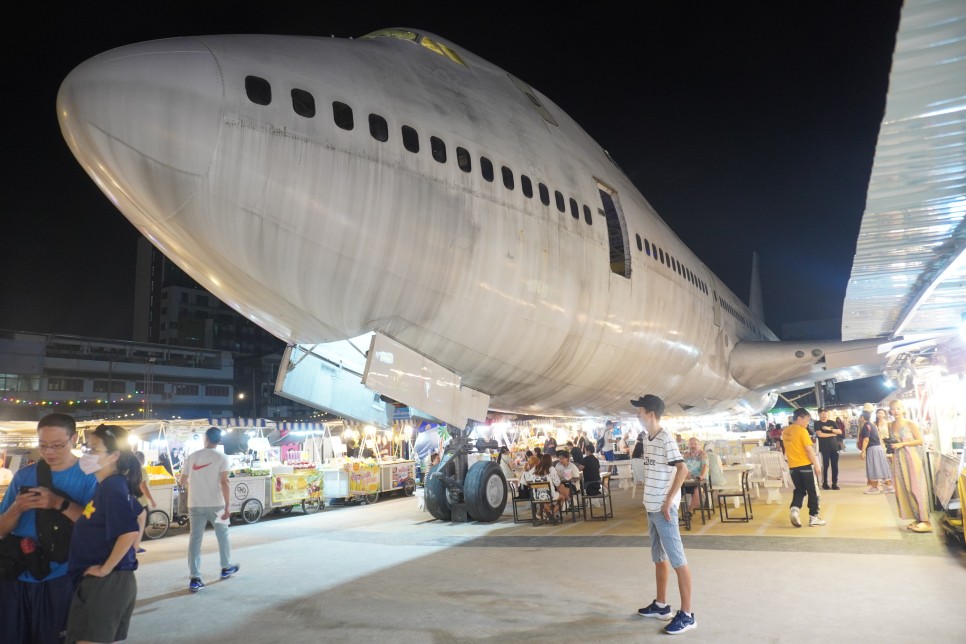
[57, 38, 222, 222]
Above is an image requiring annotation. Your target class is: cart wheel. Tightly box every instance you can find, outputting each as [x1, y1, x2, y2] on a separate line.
[144, 510, 170, 540]
[402, 477, 417, 496]
[277, 505, 293, 514]
[302, 498, 323, 514]
[176, 514, 189, 526]
[241, 498, 263, 524]
[364, 491, 379, 505]
[425, 462, 453, 521]
[464, 461, 507, 522]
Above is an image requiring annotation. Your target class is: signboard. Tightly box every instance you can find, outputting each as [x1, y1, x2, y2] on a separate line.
[271, 470, 323, 504]
[345, 461, 379, 495]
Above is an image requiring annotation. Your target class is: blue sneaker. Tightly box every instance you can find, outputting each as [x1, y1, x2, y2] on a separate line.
[189, 578, 204, 593]
[663, 610, 696, 635]
[221, 564, 240, 579]
[637, 600, 673, 620]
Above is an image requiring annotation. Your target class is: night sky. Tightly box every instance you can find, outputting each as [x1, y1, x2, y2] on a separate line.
[1, 2, 902, 341]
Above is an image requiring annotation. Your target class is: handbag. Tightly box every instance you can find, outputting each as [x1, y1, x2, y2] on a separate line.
[883, 437, 897, 455]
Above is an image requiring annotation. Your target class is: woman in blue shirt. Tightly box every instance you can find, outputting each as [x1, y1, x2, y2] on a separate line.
[65, 424, 142, 644]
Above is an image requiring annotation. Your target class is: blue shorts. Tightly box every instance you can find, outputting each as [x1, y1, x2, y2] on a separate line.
[647, 509, 688, 569]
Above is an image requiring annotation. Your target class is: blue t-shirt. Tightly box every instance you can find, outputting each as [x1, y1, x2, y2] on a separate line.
[0, 461, 97, 582]
[68, 474, 141, 577]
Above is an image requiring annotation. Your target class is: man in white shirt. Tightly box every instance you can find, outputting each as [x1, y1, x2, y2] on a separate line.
[179, 428, 239, 593]
[632, 395, 696, 635]
[554, 451, 581, 482]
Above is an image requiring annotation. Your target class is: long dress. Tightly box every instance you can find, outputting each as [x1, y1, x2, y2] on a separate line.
[891, 421, 929, 522]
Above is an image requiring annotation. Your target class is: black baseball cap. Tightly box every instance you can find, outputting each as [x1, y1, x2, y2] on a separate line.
[631, 395, 665, 417]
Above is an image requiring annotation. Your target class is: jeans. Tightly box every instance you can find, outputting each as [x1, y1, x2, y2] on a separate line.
[188, 506, 232, 578]
[789, 465, 820, 517]
[821, 450, 839, 486]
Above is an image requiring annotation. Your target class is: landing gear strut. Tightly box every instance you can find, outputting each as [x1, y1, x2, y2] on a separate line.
[424, 424, 508, 522]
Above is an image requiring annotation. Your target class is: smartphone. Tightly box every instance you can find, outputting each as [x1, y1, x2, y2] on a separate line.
[19, 485, 37, 495]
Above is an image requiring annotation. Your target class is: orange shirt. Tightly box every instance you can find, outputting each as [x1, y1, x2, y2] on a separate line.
[782, 424, 813, 468]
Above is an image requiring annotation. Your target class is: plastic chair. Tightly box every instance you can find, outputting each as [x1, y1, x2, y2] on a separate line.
[717, 470, 753, 522]
[758, 452, 786, 505]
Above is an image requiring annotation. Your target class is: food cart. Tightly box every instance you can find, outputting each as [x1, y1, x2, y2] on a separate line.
[321, 458, 416, 505]
[142, 465, 184, 540]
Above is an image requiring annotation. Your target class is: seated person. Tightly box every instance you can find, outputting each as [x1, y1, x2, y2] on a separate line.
[554, 452, 581, 504]
[682, 438, 709, 511]
[580, 443, 602, 495]
[569, 441, 584, 465]
[524, 454, 563, 523]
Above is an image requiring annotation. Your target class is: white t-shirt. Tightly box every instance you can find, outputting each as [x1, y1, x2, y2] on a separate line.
[182, 448, 229, 508]
[641, 428, 684, 513]
[602, 428, 615, 451]
[524, 467, 561, 500]
[554, 461, 581, 482]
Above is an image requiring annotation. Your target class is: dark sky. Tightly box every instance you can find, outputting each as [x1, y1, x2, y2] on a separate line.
[1, 2, 902, 341]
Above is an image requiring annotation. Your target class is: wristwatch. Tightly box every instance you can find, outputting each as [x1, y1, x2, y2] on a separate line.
[58, 497, 70, 512]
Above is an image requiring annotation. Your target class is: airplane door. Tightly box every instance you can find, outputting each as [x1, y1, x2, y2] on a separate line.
[596, 184, 630, 278]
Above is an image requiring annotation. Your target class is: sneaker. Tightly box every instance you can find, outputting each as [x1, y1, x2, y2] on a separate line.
[831, 484, 840, 490]
[881, 486, 895, 494]
[637, 600, 673, 620]
[136, 547, 146, 553]
[663, 610, 696, 635]
[863, 487, 880, 494]
[189, 578, 204, 593]
[220, 564, 240, 579]
[821, 483, 830, 490]
[809, 515, 826, 527]
[790, 506, 801, 528]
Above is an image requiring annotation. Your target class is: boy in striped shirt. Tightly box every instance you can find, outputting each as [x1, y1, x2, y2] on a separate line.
[632, 394, 696, 635]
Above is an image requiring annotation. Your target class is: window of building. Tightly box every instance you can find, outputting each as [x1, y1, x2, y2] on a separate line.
[174, 384, 200, 397]
[291, 88, 315, 117]
[480, 157, 494, 182]
[181, 292, 188, 303]
[538, 183, 550, 206]
[205, 385, 230, 398]
[333, 101, 354, 130]
[456, 147, 471, 172]
[46, 377, 83, 392]
[245, 76, 271, 105]
[195, 294, 208, 306]
[521, 175, 533, 198]
[369, 114, 389, 142]
[431, 136, 446, 163]
[135, 382, 166, 395]
[501, 166, 514, 190]
[402, 125, 419, 153]
[93, 380, 125, 393]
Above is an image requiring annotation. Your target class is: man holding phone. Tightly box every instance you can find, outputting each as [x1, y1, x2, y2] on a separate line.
[0, 413, 97, 643]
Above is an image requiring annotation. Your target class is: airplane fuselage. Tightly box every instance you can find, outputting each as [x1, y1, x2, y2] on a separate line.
[59, 29, 781, 417]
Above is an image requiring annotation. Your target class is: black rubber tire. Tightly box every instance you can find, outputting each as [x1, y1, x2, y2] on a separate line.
[402, 477, 417, 496]
[364, 491, 379, 505]
[425, 462, 453, 521]
[144, 510, 170, 540]
[302, 498, 323, 513]
[464, 461, 508, 522]
[241, 498, 263, 524]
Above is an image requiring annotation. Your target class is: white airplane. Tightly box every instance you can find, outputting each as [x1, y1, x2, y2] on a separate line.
[58, 29, 899, 518]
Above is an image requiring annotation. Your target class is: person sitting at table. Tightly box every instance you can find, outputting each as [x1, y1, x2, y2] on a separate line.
[524, 454, 563, 523]
[682, 438, 708, 511]
[569, 441, 584, 465]
[580, 443, 602, 495]
[554, 451, 581, 506]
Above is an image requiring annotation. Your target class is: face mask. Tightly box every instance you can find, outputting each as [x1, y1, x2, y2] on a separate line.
[79, 453, 103, 475]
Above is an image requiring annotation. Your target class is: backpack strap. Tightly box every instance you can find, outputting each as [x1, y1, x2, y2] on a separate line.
[34, 460, 76, 565]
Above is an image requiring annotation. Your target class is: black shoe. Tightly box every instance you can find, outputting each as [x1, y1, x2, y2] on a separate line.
[831, 484, 840, 490]
[822, 483, 830, 490]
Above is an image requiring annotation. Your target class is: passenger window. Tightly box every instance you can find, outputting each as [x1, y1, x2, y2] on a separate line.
[659, 248, 665, 264]
[291, 88, 315, 117]
[246, 76, 272, 106]
[402, 125, 419, 153]
[636, 234, 643, 252]
[502, 166, 514, 190]
[644, 239, 651, 256]
[569, 198, 579, 220]
[480, 157, 494, 182]
[333, 102, 354, 130]
[583, 205, 592, 225]
[554, 191, 565, 212]
[457, 147, 472, 172]
[521, 175, 533, 198]
[431, 136, 447, 163]
[539, 183, 550, 206]
[369, 114, 389, 142]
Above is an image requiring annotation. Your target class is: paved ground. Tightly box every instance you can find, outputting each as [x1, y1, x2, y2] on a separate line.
[127, 449, 965, 643]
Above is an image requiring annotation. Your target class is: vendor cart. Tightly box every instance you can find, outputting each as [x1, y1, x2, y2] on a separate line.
[321, 460, 415, 505]
[227, 469, 323, 524]
[142, 466, 185, 540]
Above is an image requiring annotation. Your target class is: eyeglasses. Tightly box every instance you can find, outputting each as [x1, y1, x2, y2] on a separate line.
[82, 446, 111, 455]
[38, 442, 71, 452]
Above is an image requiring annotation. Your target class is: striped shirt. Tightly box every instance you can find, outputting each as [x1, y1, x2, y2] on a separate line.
[641, 428, 684, 513]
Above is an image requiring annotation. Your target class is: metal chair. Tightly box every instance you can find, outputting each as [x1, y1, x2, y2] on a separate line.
[717, 470, 753, 522]
[583, 473, 614, 520]
[510, 481, 533, 524]
[528, 481, 557, 525]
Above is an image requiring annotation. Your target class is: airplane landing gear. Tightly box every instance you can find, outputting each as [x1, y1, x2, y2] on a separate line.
[424, 424, 508, 523]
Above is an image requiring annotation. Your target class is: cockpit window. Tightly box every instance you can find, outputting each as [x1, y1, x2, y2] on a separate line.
[360, 29, 419, 42]
[245, 76, 271, 106]
[291, 89, 315, 118]
[332, 102, 354, 130]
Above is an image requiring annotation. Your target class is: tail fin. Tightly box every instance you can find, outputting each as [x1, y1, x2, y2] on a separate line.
[749, 252, 764, 320]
